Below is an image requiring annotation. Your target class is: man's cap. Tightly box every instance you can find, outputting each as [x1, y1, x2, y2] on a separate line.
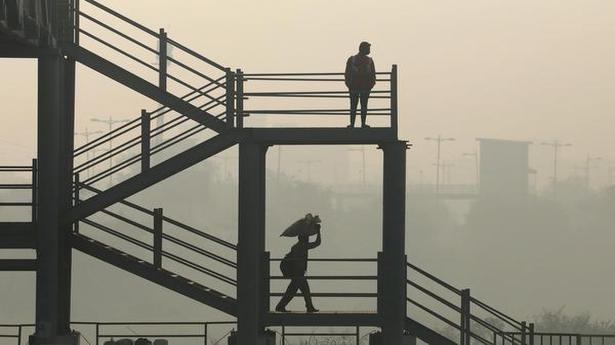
[359, 41, 371, 50]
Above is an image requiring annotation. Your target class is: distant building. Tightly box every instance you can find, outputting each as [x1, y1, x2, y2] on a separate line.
[477, 138, 532, 199]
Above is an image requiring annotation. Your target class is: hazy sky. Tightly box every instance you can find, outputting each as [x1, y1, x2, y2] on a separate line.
[2, 0, 615, 188]
[1, 0, 615, 326]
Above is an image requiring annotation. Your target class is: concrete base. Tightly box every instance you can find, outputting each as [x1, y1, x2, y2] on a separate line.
[29, 332, 80, 345]
[369, 332, 416, 345]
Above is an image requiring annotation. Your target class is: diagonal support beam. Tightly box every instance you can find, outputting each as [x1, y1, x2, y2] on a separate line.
[64, 45, 227, 133]
[65, 131, 242, 223]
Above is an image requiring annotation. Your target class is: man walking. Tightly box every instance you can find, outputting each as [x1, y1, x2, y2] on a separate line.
[345, 41, 376, 128]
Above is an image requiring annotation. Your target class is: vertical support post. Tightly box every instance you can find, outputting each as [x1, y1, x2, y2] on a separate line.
[140, 109, 151, 172]
[158, 28, 167, 92]
[460, 289, 471, 345]
[32, 52, 77, 345]
[18, 325, 22, 345]
[263, 251, 271, 312]
[281, 326, 285, 345]
[203, 324, 207, 345]
[95, 324, 99, 345]
[529, 323, 535, 345]
[521, 322, 527, 345]
[390, 65, 398, 137]
[237, 140, 267, 345]
[236, 69, 244, 128]
[153, 208, 163, 268]
[73, 0, 79, 45]
[355, 326, 360, 345]
[225, 68, 236, 127]
[379, 141, 407, 345]
[576, 334, 582, 345]
[73, 173, 79, 233]
[31, 158, 37, 223]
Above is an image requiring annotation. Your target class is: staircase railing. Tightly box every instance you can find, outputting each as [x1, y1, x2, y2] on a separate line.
[267, 254, 378, 312]
[69, 0, 230, 114]
[406, 262, 532, 345]
[240, 67, 398, 131]
[74, 180, 237, 296]
[0, 160, 37, 223]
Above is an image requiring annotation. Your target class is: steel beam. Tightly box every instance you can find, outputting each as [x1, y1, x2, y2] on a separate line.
[264, 312, 379, 327]
[250, 127, 396, 145]
[237, 139, 268, 345]
[64, 45, 227, 133]
[65, 131, 241, 223]
[0, 259, 37, 271]
[380, 141, 407, 345]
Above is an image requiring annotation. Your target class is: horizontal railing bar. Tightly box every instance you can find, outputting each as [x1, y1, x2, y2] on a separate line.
[74, 119, 141, 157]
[82, 153, 141, 185]
[82, 0, 159, 37]
[270, 258, 376, 262]
[81, 219, 152, 251]
[74, 134, 141, 173]
[77, 9, 157, 54]
[283, 333, 357, 336]
[0, 202, 32, 206]
[407, 297, 459, 330]
[166, 37, 226, 72]
[71, 321, 235, 325]
[97, 208, 153, 234]
[162, 216, 236, 250]
[0, 167, 32, 171]
[470, 296, 524, 329]
[79, 28, 158, 73]
[166, 72, 222, 105]
[0, 184, 32, 189]
[98, 334, 205, 338]
[166, 56, 223, 86]
[149, 75, 227, 121]
[162, 250, 236, 286]
[270, 292, 377, 297]
[243, 77, 390, 82]
[407, 262, 461, 294]
[0, 335, 19, 338]
[76, 183, 153, 216]
[244, 90, 391, 95]
[406, 279, 460, 312]
[163, 233, 236, 268]
[270, 275, 376, 280]
[243, 94, 391, 99]
[248, 108, 391, 113]
[242, 72, 391, 76]
[150, 125, 206, 155]
[246, 112, 391, 116]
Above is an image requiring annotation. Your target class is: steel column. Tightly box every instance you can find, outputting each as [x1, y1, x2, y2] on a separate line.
[237, 139, 268, 345]
[32, 52, 77, 345]
[379, 141, 407, 345]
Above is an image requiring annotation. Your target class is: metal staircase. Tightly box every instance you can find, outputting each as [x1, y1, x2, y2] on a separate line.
[0, 1, 540, 344]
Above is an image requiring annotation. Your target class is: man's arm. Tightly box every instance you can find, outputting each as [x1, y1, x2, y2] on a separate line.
[369, 58, 376, 89]
[344, 57, 352, 89]
[307, 228, 321, 249]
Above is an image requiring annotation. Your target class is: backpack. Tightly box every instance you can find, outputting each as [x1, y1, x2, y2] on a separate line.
[348, 55, 373, 89]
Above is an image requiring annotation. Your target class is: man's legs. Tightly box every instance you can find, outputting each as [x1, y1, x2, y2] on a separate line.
[360, 91, 370, 127]
[348, 91, 359, 127]
[275, 278, 301, 311]
[297, 277, 317, 312]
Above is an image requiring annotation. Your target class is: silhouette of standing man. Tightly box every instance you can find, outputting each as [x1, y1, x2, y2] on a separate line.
[275, 226, 321, 313]
[345, 41, 376, 128]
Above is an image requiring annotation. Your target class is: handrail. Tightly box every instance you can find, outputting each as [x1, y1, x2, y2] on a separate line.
[81, 0, 159, 37]
[407, 262, 461, 294]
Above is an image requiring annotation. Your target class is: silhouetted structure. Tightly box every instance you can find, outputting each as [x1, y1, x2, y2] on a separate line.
[0, 2, 568, 345]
